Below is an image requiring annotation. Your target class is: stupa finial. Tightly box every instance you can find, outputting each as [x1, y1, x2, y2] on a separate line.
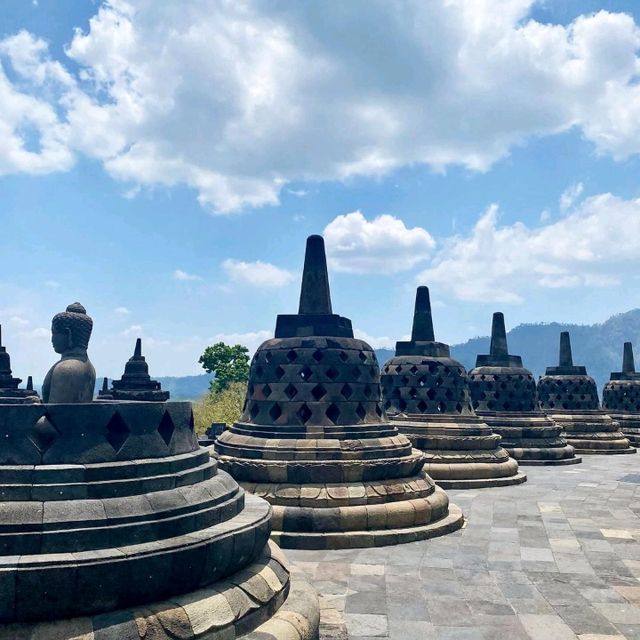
[411, 287, 435, 342]
[623, 342, 636, 374]
[26, 376, 33, 391]
[559, 332, 573, 367]
[102, 377, 109, 392]
[134, 338, 142, 358]
[298, 235, 333, 315]
[489, 312, 509, 358]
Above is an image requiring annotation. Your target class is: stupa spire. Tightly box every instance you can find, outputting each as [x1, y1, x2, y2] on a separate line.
[623, 342, 636, 374]
[134, 337, 142, 358]
[298, 235, 332, 315]
[26, 376, 33, 391]
[411, 287, 435, 342]
[489, 312, 509, 358]
[559, 332, 573, 367]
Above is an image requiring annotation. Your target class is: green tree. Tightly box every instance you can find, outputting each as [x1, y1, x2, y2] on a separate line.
[193, 382, 247, 434]
[199, 342, 250, 393]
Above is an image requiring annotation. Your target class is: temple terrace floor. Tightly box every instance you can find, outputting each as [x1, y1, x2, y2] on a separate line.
[288, 455, 640, 639]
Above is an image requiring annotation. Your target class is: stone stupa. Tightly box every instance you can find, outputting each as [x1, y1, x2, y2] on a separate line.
[381, 287, 525, 489]
[468, 312, 580, 465]
[216, 235, 463, 549]
[0, 303, 319, 639]
[100, 337, 170, 401]
[0, 325, 40, 403]
[539, 332, 634, 454]
[603, 342, 640, 446]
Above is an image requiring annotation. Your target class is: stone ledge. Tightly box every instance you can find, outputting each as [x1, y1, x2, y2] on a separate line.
[434, 471, 527, 489]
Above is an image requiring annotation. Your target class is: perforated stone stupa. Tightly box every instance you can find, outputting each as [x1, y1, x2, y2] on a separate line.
[216, 235, 463, 549]
[468, 313, 580, 465]
[380, 287, 525, 489]
[0, 325, 39, 403]
[100, 337, 170, 401]
[0, 305, 319, 639]
[603, 342, 640, 446]
[539, 332, 634, 455]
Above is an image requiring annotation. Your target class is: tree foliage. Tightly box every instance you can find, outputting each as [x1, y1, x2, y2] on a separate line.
[199, 342, 250, 393]
[192, 382, 247, 434]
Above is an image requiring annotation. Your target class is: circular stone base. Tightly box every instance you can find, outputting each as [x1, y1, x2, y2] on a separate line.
[272, 503, 464, 550]
[0, 540, 320, 640]
[516, 456, 583, 466]
[570, 447, 636, 455]
[434, 471, 527, 490]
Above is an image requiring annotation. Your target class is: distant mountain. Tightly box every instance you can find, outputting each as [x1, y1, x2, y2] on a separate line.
[375, 309, 640, 393]
[91, 374, 214, 401]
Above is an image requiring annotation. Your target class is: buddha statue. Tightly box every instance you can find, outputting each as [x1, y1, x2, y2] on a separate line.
[42, 302, 96, 403]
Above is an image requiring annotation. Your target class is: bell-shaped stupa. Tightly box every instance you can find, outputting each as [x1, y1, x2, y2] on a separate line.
[381, 287, 525, 488]
[216, 235, 463, 548]
[539, 332, 634, 454]
[603, 342, 640, 445]
[102, 338, 170, 401]
[0, 306, 320, 638]
[0, 326, 39, 403]
[468, 313, 580, 465]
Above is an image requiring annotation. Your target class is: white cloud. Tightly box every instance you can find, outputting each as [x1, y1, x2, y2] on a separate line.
[418, 194, 640, 303]
[560, 182, 585, 211]
[122, 324, 143, 337]
[222, 259, 294, 288]
[114, 306, 130, 315]
[20, 327, 48, 339]
[208, 330, 272, 353]
[324, 211, 435, 274]
[353, 329, 398, 350]
[8, 316, 29, 328]
[173, 269, 202, 282]
[44, 280, 60, 288]
[1, 3, 640, 211]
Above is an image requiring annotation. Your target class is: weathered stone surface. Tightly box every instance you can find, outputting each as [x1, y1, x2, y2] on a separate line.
[539, 332, 635, 455]
[217, 236, 463, 548]
[468, 313, 580, 465]
[381, 287, 525, 489]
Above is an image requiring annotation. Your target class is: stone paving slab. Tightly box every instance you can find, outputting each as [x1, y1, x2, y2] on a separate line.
[288, 455, 640, 639]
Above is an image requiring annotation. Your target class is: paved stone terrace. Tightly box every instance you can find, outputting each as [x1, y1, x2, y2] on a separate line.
[288, 455, 640, 639]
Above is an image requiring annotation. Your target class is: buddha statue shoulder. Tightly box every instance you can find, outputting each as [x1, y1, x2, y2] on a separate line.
[42, 302, 96, 403]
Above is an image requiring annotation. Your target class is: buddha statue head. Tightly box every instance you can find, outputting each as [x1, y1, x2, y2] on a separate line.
[51, 302, 93, 354]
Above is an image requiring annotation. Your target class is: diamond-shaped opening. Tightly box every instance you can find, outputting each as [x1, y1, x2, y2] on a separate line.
[398, 399, 407, 412]
[297, 403, 312, 423]
[158, 411, 175, 446]
[437, 401, 446, 413]
[275, 366, 285, 380]
[410, 365, 418, 375]
[359, 352, 367, 363]
[326, 367, 339, 380]
[351, 367, 362, 380]
[250, 403, 259, 420]
[417, 400, 427, 412]
[287, 350, 298, 363]
[311, 384, 327, 401]
[106, 412, 130, 452]
[401, 376, 410, 385]
[341, 384, 353, 399]
[356, 403, 366, 421]
[269, 403, 282, 422]
[455, 403, 463, 413]
[427, 388, 436, 400]
[375, 404, 383, 417]
[30, 416, 59, 454]
[312, 349, 324, 362]
[265, 351, 272, 363]
[339, 351, 348, 362]
[409, 388, 417, 399]
[284, 384, 298, 400]
[395, 364, 403, 373]
[325, 403, 341, 424]
[429, 363, 438, 374]
[436, 377, 444, 386]
[418, 376, 426, 387]
[263, 384, 272, 398]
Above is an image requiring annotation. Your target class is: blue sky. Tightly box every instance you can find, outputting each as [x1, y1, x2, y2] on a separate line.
[2, 0, 640, 380]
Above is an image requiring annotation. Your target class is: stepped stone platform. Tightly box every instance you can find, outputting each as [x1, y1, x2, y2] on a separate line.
[381, 287, 525, 489]
[539, 332, 635, 455]
[468, 313, 580, 466]
[216, 236, 463, 549]
[603, 342, 640, 447]
[0, 302, 319, 639]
